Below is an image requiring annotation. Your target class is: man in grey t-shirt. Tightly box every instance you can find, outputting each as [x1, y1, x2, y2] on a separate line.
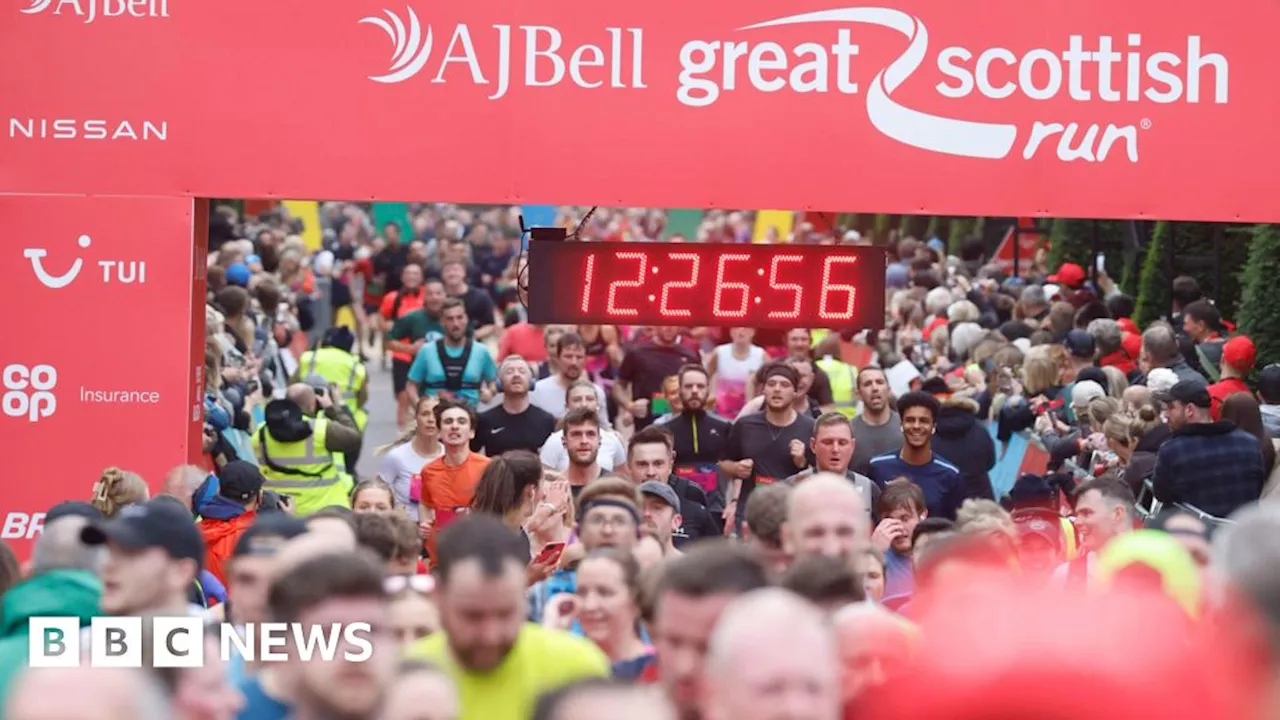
[786, 412, 881, 526]
[849, 367, 904, 476]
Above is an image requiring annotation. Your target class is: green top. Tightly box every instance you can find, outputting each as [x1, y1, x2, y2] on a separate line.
[388, 309, 444, 344]
[0, 570, 102, 708]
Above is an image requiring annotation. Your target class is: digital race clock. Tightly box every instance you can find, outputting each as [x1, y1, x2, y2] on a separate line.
[526, 241, 887, 329]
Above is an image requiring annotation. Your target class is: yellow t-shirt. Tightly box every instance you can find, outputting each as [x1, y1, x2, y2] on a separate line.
[405, 623, 610, 720]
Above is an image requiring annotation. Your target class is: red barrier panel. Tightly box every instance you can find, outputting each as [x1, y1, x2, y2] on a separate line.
[0, 195, 205, 558]
[1, 0, 1276, 220]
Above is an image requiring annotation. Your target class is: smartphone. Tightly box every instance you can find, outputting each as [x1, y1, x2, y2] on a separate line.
[532, 541, 567, 567]
[1095, 253, 1106, 273]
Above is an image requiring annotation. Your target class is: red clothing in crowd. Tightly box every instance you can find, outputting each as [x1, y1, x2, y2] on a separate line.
[923, 316, 948, 342]
[199, 511, 257, 585]
[1099, 350, 1137, 376]
[1209, 377, 1251, 420]
[498, 323, 547, 363]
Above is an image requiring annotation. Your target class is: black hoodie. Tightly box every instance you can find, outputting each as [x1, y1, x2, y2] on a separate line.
[1122, 423, 1172, 494]
[931, 397, 998, 500]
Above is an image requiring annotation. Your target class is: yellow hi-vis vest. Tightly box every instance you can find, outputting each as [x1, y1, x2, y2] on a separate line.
[256, 416, 352, 516]
[816, 355, 857, 418]
[300, 347, 368, 432]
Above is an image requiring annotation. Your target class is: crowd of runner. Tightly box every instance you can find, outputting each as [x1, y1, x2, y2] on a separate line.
[2, 203, 1280, 720]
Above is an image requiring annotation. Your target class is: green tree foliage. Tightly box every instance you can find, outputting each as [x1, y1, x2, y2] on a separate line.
[948, 217, 981, 253]
[1046, 219, 1127, 277]
[1133, 221, 1172, 328]
[899, 215, 931, 240]
[873, 214, 899, 242]
[1134, 222, 1248, 327]
[1237, 224, 1280, 368]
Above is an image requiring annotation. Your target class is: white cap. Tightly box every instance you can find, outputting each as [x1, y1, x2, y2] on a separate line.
[1071, 380, 1106, 409]
[1146, 368, 1179, 395]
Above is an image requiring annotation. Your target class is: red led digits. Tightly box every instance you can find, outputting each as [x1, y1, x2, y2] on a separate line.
[765, 253, 804, 319]
[818, 256, 858, 320]
[712, 253, 751, 318]
[532, 242, 882, 329]
[580, 252, 596, 313]
[605, 251, 648, 317]
[658, 251, 700, 318]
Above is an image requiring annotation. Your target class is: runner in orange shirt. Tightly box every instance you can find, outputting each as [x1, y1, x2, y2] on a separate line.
[380, 264, 426, 428]
[417, 399, 490, 564]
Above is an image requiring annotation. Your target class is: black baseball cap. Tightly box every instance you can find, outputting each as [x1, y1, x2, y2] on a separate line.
[45, 501, 102, 524]
[218, 461, 265, 504]
[81, 499, 205, 569]
[232, 514, 309, 558]
[1167, 379, 1212, 409]
[638, 481, 680, 512]
[1063, 329, 1096, 359]
[1259, 364, 1280, 404]
[919, 376, 950, 397]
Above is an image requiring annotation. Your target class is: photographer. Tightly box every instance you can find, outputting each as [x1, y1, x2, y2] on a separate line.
[255, 382, 362, 516]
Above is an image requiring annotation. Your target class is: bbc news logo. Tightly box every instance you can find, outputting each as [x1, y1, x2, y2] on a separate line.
[29, 618, 374, 667]
[2, 364, 57, 423]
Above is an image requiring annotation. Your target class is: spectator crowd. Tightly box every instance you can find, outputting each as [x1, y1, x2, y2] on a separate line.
[2, 203, 1280, 720]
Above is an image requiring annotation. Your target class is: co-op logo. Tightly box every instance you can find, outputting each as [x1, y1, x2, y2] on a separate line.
[20, 0, 169, 22]
[24, 234, 147, 289]
[3, 365, 57, 423]
[358, 6, 1229, 163]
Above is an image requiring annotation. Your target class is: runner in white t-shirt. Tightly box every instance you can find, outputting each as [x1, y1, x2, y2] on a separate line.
[707, 328, 766, 419]
[377, 396, 444, 521]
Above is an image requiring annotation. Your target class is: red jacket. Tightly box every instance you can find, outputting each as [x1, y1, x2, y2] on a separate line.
[1209, 377, 1251, 420]
[1098, 350, 1138, 376]
[199, 510, 257, 585]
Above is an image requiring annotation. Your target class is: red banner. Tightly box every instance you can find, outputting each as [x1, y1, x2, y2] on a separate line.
[0, 0, 1274, 221]
[0, 195, 204, 557]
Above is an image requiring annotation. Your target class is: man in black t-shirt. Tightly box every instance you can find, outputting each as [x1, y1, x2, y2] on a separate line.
[615, 327, 699, 431]
[658, 363, 732, 515]
[442, 259, 497, 342]
[472, 355, 556, 455]
[721, 362, 815, 534]
[372, 231, 410, 297]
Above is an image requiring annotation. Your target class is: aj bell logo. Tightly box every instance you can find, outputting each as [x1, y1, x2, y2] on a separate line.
[24, 234, 147, 289]
[360, 7, 434, 84]
[358, 6, 1229, 164]
[358, 7, 646, 96]
[3, 364, 57, 423]
[20, 0, 169, 22]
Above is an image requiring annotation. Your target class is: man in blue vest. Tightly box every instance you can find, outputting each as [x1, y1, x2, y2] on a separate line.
[406, 298, 497, 407]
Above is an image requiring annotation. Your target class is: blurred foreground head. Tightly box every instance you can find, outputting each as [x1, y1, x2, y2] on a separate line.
[860, 564, 1262, 720]
[7, 666, 170, 720]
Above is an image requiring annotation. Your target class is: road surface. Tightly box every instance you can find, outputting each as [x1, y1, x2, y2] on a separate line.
[355, 357, 401, 479]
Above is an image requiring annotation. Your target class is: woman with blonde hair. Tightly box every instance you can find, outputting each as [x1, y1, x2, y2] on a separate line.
[1100, 365, 1130, 399]
[378, 396, 442, 521]
[995, 345, 1069, 445]
[956, 499, 1017, 543]
[91, 467, 149, 518]
[1103, 405, 1168, 493]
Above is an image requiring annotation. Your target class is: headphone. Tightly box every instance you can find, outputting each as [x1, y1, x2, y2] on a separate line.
[495, 355, 537, 393]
